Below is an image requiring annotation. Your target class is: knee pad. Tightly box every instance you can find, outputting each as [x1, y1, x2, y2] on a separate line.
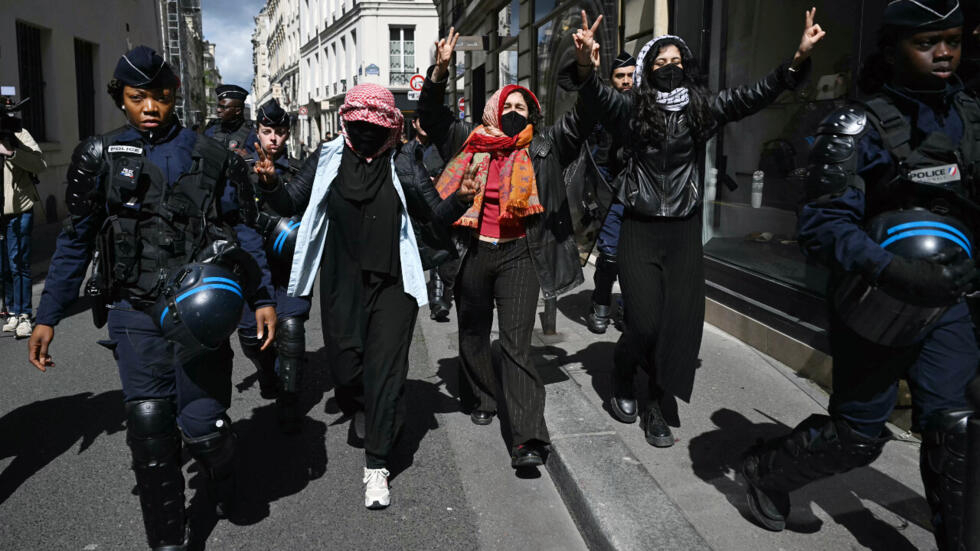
[746, 414, 890, 494]
[125, 399, 180, 466]
[179, 398, 230, 439]
[276, 317, 306, 359]
[237, 329, 263, 359]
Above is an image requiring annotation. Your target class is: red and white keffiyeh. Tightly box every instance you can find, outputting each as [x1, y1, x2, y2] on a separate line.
[339, 83, 404, 160]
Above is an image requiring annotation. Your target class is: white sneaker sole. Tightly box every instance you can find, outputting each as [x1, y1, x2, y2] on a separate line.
[365, 496, 390, 509]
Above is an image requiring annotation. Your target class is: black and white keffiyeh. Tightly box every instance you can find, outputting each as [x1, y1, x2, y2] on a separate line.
[656, 87, 690, 111]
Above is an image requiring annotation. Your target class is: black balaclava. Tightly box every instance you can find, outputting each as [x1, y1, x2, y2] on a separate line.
[500, 111, 527, 137]
[346, 120, 390, 158]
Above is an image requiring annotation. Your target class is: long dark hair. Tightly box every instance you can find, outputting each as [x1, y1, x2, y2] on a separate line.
[630, 37, 716, 145]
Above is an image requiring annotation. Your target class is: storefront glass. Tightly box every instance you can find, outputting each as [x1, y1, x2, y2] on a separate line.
[498, 0, 520, 37]
[702, 0, 878, 296]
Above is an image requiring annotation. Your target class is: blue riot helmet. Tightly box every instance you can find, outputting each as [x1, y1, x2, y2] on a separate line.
[266, 216, 301, 273]
[833, 208, 973, 345]
[151, 262, 246, 361]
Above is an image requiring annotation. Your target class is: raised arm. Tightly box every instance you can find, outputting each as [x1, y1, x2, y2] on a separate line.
[712, 7, 825, 127]
[419, 28, 476, 162]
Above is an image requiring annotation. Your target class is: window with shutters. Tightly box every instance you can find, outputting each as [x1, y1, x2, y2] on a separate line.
[16, 22, 46, 141]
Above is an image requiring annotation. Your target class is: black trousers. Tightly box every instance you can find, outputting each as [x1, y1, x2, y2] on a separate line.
[614, 210, 704, 403]
[456, 238, 548, 447]
[325, 272, 419, 468]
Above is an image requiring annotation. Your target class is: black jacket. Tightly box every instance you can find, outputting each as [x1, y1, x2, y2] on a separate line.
[418, 70, 590, 298]
[257, 140, 469, 269]
[566, 61, 809, 218]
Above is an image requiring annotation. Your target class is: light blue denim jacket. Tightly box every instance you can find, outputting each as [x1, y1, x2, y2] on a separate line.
[286, 136, 427, 307]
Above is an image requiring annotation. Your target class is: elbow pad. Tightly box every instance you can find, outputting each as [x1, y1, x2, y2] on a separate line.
[805, 106, 868, 201]
[65, 137, 105, 216]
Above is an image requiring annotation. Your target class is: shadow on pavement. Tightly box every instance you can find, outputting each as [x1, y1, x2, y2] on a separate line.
[555, 289, 593, 329]
[689, 407, 932, 549]
[189, 347, 331, 548]
[387, 378, 461, 481]
[0, 390, 126, 505]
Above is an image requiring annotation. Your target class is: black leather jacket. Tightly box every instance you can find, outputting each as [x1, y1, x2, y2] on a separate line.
[418, 70, 591, 298]
[567, 61, 809, 218]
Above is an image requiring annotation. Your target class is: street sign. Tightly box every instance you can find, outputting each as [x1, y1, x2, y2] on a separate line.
[455, 35, 488, 51]
[407, 90, 420, 101]
[409, 74, 424, 91]
[458, 97, 465, 111]
[298, 106, 308, 115]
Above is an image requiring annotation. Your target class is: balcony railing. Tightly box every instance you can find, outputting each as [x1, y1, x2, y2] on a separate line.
[389, 71, 415, 86]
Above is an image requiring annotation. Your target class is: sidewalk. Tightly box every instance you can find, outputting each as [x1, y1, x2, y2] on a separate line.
[416, 263, 938, 551]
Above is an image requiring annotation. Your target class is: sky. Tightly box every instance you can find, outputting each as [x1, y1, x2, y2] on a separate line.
[201, 0, 265, 93]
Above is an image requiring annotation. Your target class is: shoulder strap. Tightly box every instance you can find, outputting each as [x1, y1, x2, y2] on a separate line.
[860, 95, 912, 159]
[193, 134, 228, 189]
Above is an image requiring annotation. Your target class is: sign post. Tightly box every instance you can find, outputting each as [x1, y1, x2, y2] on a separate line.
[298, 105, 308, 121]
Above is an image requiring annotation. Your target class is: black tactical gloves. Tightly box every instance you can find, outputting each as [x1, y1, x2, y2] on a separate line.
[878, 250, 978, 306]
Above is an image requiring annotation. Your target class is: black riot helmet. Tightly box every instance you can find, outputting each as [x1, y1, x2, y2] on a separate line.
[834, 208, 973, 345]
[266, 216, 301, 273]
[151, 262, 246, 361]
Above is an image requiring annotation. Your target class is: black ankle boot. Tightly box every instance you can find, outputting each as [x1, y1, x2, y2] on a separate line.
[587, 303, 611, 334]
[643, 402, 674, 448]
[609, 364, 637, 424]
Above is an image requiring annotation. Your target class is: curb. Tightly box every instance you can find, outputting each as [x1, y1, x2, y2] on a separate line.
[543, 371, 711, 551]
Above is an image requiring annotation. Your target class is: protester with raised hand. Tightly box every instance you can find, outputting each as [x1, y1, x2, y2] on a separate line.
[419, 27, 592, 469]
[565, 9, 824, 447]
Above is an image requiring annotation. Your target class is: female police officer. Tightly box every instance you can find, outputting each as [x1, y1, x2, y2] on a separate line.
[27, 46, 277, 550]
[740, 2, 980, 548]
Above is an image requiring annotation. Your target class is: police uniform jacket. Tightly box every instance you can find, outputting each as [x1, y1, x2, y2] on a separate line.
[36, 123, 275, 327]
[798, 82, 973, 283]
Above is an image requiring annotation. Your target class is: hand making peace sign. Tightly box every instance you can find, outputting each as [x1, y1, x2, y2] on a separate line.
[253, 141, 276, 185]
[433, 27, 461, 83]
[572, 11, 604, 69]
[792, 7, 827, 69]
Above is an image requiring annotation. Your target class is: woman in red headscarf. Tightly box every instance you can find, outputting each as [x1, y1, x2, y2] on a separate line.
[255, 83, 476, 509]
[418, 29, 592, 469]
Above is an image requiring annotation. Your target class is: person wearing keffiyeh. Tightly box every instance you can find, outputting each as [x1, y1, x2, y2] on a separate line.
[419, 29, 593, 470]
[254, 83, 473, 510]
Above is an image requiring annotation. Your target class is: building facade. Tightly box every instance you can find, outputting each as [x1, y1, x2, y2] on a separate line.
[434, 0, 659, 126]
[293, 0, 440, 152]
[157, 0, 215, 129]
[203, 41, 222, 123]
[0, 0, 162, 222]
[253, 0, 302, 154]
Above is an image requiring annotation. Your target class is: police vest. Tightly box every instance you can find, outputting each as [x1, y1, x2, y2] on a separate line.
[860, 91, 980, 222]
[99, 130, 235, 304]
[210, 120, 254, 151]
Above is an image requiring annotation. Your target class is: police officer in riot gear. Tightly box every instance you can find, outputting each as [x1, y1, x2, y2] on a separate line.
[740, 2, 980, 548]
[205, 84, 257, 157]
[27, 46, 277, 550]
[237, 98, 312, 433]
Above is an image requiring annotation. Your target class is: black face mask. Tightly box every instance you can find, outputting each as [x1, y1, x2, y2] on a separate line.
[651, 63, 685, 93]
[500, 111, 528, 137]
[346, 121, 390, 156]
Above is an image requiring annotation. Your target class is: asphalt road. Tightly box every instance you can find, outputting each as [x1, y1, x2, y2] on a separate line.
[0, 281, 586, 551]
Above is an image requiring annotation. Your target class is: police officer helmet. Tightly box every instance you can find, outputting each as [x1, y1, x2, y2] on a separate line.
[151, 262, 245, 360]
[833, 208, 972, 345]
[266, 216, 301, 272]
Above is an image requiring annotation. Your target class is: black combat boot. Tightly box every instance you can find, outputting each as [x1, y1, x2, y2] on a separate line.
[587, 303, 612, 334]
[609, 363, 638, 424]
[276, 318, 306, 434]
[741, 415, 890, 531]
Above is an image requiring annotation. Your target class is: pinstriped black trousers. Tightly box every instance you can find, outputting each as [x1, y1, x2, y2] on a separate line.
[455, 238, 549, 447]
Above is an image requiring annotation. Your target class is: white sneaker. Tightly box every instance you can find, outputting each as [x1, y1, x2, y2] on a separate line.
[2, 315, 17, 332]
[14, 315, 32, 338]
[363, 467, 390, 509]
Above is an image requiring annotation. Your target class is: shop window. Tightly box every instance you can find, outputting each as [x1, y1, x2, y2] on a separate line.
[703, 0, 868, 297]
[16, 22, 46, 141]
[535, 0, 556, 21]
[498, 44, 518, 86]
[498, 0, 520, 38]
